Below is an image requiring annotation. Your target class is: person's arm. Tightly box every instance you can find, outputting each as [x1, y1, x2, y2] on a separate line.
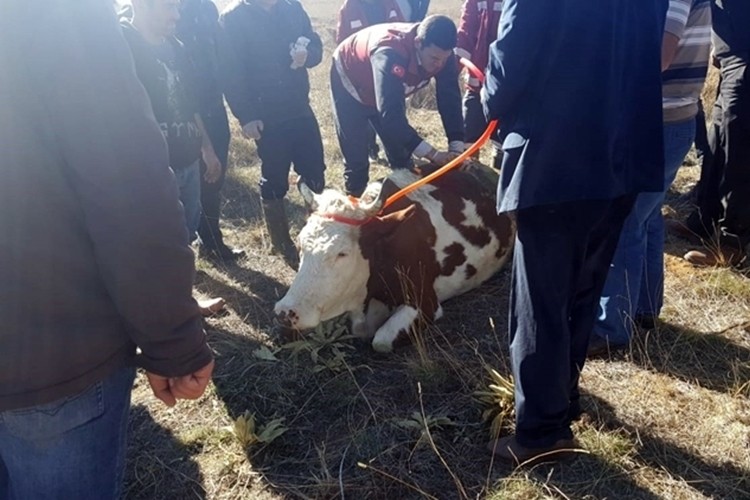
[218, 13, 261, 127]
[661, 0, 691, 71]
[481, 0, 555, 121]
[336, 0, 357, 45]
[300, 4, 323, 69]
[456, 0, 478, 62]
[435, 55, 465, 150]
[371, 48, 425, 154]
[195, 113, 222, 183]
[44, 0, 212, 378]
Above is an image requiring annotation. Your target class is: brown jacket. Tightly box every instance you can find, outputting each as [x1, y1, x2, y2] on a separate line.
[0, 0, 213, 411]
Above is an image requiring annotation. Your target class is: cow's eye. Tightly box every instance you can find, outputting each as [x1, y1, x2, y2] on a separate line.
[337, 252, 348, 258]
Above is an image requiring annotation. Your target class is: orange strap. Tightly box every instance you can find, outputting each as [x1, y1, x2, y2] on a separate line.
[381, 57, 497, 211]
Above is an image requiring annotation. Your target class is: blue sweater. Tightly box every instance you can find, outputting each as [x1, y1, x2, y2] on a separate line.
[482, 0, 668, 212]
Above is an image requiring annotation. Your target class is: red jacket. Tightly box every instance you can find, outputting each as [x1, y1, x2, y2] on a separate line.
[336, 0, 405, 44]
[456, 0, 504, 88]
[333, 22, 463, 153]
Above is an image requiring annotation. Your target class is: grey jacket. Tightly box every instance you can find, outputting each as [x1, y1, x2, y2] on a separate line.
[0, 0, 212, 411]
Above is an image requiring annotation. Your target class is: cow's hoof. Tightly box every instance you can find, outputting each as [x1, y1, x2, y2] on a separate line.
[371, 340, 393, 353]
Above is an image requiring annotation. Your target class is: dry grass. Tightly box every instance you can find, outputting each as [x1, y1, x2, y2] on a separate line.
[124, 1, 750, 498]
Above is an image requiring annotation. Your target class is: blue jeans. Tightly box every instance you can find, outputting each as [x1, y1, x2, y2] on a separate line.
[0, 367, 136, 500]
[174, 160, 202, 243]
[595, 119, 696, 344]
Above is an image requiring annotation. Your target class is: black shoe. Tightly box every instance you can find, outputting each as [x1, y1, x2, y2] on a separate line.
[633, 314, 656, 330]
[200, 243, 245, 262]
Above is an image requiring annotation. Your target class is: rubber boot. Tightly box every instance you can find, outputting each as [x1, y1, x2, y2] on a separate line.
[262, 199, 299, 271]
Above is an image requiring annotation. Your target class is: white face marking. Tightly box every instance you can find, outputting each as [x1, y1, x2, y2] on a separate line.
[274, 190, 372, 330]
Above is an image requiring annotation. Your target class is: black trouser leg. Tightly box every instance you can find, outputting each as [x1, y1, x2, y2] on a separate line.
[197, 107, 230, 249]
[257, 122, 294, 201]
[509, 196, 634, 448]
[290, 114, 326, 194]
[331, 66, 372, 196]
[462, 88, 487, 143]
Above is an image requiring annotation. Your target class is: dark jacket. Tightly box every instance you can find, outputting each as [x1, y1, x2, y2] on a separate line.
[177, 0, 226, 116]
[0, 0, 212, 411]
[482, 0, 667, 212]
[219, 0, 323, 127]
[712, 0, 750, 58]
[122, 21, 203, 170]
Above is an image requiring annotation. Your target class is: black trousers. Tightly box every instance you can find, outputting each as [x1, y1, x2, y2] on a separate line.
[462, 88, 487, 143]
[510, 196, 634, 448]
[198, 105, 231, 249]
[257, 113, 326, 201]
[330, 66, 413, 196]
[692, 100, 712, 199]
[690, 54, 750, 248]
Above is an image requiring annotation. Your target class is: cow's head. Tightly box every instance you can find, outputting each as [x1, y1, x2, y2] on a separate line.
[274, 182, 388, 330]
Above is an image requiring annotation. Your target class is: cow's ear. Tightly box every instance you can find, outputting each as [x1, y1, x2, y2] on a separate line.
[299, 182, 318, 211]
[359, 181, 387, 216]
[371, 205, 417, 236]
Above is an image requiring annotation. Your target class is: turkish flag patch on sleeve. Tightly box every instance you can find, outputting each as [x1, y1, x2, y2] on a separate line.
[391, 64, 405, 78]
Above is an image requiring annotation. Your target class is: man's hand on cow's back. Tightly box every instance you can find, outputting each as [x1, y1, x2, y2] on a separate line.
[242, 120, 264, 140]
[430, 150, 460, 166]
[146, 359, 215, 407]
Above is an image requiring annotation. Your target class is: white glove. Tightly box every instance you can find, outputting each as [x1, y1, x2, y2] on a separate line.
[242, 120, 264, 140]
[290, 36, 310, 69]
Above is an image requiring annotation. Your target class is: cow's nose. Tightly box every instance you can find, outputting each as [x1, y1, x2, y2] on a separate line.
[275, 308, 299, 328]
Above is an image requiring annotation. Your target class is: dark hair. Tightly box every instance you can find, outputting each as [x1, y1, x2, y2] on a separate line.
[416, 15, 457, 51]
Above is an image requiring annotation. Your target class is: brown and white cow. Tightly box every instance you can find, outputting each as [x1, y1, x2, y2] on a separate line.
[274, 168, 515, 353]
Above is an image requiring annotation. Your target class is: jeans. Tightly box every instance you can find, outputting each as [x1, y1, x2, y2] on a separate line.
[0, 367, 136, 500]
[596, 118, 696, 344]
[174, 160, 202, 243]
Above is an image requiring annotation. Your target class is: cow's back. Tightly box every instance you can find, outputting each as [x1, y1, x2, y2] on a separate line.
[380, 168, 514, 303]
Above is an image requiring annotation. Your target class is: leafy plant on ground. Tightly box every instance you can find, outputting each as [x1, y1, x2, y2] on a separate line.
[474, 366, 515, 438]
[280, 316, 355, 373]
[232, 411, 288, 449]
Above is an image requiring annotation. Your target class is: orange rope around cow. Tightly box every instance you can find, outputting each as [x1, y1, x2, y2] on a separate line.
[380, 57, 498, 211]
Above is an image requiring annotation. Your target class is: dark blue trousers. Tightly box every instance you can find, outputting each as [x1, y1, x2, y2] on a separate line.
[510, 195, 634, 447]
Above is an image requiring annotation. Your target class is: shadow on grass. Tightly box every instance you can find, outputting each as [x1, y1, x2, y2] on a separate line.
[631, 320, 750, 395]
[124, 405, 206, 500]
[583, 392, 750, 499]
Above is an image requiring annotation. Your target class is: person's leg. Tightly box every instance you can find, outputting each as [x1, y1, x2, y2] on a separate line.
[509, 200, 624, 448]
[257, 123, 298, 269]
[715, 57, 750, 250]
[690, 100, 712, 201]
[569, 195, 635, 398]
[197, 107, 235, 253]
[637, 119, 695, 318]
[0, 367, 136, 500]
[331, 66, 372, 197]
[174, 161, 203, 243]
[462, 88, 487, 145]
[290, 112, 326, 195]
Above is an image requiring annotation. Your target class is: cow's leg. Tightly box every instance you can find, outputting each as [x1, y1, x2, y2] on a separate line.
[435, 304, 444, 320]
[351, 299, 392, 340]
[349, 309, 370, 339]
[372, 305, 422, 353]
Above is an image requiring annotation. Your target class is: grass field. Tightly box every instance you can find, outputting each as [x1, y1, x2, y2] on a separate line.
[123, 1, 749, 498]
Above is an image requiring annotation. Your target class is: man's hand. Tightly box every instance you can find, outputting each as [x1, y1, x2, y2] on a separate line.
[429, 150, 460, 166]
[242, 120, 264, 140]
[291, 47, 308, 69]
[146, 359, 215, 407]
[202, 148, 222, 183]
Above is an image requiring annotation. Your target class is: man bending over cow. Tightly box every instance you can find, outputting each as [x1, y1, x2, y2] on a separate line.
[331, 15, 465, 197]
[219, 0, 326, 270]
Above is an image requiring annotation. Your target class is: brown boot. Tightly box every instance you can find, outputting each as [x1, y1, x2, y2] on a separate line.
[684, 246, 745, 267]
[262, 199, 299, 270]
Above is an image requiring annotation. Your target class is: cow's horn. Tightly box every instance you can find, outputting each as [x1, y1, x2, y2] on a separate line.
[298, 182, 319, 211]
[359, 181, 386, 216]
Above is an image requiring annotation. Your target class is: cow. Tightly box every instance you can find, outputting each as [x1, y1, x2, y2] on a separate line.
[274, 166, 515, 353]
